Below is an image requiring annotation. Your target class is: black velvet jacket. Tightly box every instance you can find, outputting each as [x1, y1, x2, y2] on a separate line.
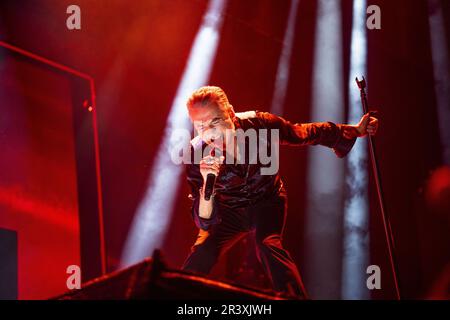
[186, 111, 356, 230]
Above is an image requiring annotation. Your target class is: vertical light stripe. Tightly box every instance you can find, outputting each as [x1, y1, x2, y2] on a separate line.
[428, 0, 450, 164]
[270, 0, 300, 116]
[121, 0, 228, 267]
[305, 0, 345, 299]
[341, 0, 370, 300]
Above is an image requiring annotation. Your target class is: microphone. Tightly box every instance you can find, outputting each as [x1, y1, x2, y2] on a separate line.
[204, 147, 220, 201]
[204, 173, 216, 201]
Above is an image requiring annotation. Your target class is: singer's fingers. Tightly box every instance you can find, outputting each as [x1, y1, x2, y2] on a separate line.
[201, 155, 224, 166]
[200, 162, 220, 171]
[369, 110, 379, 117]
[200, 157, 214, 165]
[202, 167, 220, 176]
[367, 126, 377, 135]
[210, 156, 223, 165]
[212, 167, 220, 174]
[361, 112, 371, 125]
[200, 162, 217, 168]
[211, 163, 220, 170]
[356, 114, 370, 134]
[367, 122, 378, 132]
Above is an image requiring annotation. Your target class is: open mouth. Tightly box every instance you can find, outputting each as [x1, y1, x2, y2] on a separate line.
[207, 135, 225, 149]
[210, 140, 225, 150]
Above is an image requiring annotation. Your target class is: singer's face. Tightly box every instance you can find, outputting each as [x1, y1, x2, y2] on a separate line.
[189, 103, 235, 151]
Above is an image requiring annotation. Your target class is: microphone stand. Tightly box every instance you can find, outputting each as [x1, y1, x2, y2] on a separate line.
[356, 76, 401, 300]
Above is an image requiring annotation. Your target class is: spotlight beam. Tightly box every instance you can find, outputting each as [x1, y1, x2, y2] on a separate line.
[121, 0, 228, 268]
[341, 0, 370, 300]
[270, 0, 300, 116]
[304, 0, 345, 299]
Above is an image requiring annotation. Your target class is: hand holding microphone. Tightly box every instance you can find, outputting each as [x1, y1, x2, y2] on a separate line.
[199, 151, 224, 200]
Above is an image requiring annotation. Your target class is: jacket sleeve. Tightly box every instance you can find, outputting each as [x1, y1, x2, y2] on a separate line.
[186, 162, 220, 230]
[257, 111, 356, 158]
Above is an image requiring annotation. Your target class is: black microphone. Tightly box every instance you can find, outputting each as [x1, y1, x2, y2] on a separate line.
[204, 173, 216, 201]
[204, 147, 222, 200]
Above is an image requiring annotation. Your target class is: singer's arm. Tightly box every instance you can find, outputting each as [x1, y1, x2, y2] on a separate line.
[256, 111, 357, 158]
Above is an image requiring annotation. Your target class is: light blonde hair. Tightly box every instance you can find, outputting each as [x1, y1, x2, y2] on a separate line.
[186, 86, 231, 112]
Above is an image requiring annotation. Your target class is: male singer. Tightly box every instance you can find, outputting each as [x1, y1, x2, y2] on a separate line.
[181, 86, 378, 298]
